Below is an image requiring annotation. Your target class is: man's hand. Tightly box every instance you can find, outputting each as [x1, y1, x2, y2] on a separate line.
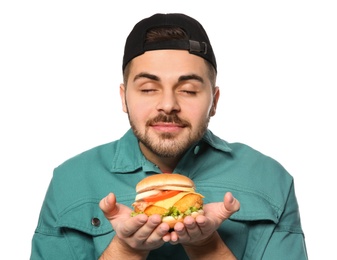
[169, 192, 240, 259]
[170, 192, 240, 244]
[98, 193, 171, 259]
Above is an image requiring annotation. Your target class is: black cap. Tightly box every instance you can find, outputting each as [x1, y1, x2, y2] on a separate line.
[122, 13, 217, 72]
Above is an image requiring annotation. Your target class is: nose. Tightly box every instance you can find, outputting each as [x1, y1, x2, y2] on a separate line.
[156, 90, 180, 114]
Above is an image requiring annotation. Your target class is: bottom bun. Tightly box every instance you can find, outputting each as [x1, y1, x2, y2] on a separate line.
[162, 209, 204, 229]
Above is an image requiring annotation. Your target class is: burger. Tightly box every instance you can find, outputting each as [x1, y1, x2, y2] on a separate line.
[132, 173, 204, 228]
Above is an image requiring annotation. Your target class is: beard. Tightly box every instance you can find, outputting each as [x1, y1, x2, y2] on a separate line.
[129, 113, 210, 158]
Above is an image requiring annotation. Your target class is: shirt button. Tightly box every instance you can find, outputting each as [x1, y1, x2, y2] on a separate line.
[194, 145, 200, 155]
[91, 217, 101, 227]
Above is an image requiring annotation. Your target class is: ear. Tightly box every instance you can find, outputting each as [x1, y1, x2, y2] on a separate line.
[120, 84, 128, 113]
[210, 87, 220, 117]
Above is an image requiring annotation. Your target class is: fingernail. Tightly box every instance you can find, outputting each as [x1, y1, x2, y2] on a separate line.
[229, 193, 234, 204]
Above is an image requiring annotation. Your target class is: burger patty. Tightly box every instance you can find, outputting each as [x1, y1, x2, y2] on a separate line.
[144, 205, 167, 215]
[173, 193, 203, 212]
[136, 193, 203, 216]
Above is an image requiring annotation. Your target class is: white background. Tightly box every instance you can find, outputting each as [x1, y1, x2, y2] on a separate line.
[1, 1, 336, 259]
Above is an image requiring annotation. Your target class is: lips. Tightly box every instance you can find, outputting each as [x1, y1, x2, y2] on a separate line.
[151, 122, 185, 132]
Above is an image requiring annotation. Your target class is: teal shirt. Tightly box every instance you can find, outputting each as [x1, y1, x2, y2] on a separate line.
[31, 129, 307, 259]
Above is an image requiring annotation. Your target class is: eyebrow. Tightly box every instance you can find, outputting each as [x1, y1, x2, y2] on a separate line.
[133, 73, 204, 83]
[133, 73, 159, 82]
[178, 74, 204, 83]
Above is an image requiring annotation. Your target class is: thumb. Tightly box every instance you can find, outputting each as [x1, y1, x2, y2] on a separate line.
[99, 192, 118, 220]
[222, 192, 240, 218]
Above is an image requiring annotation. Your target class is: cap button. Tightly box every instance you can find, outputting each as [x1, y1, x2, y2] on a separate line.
[194, 145, 200, 155]
[91, 217, 101, 227]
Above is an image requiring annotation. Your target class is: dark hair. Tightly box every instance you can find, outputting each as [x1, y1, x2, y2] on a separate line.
[123, 26, 217, 89]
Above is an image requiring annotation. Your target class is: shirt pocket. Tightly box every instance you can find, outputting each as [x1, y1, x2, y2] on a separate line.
[55, 198, 115, 259]
[197, 181, 282, 223]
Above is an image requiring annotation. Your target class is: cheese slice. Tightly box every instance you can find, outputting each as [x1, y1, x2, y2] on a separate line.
[153, 191, 204, 209]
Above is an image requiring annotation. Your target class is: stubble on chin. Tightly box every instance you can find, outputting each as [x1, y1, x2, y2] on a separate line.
[130, 115, 210, 158]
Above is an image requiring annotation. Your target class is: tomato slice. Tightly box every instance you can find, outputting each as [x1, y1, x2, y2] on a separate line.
[143, 190, 181, 202]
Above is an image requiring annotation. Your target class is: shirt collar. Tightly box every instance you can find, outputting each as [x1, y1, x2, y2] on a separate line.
[202, 129, 232, 153]
[109, 128, 232, 173]
[109, 129, 145, 173]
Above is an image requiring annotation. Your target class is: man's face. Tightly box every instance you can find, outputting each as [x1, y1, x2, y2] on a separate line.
[120, 49, 219, 159]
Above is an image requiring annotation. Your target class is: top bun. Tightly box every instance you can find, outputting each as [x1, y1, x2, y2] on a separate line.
[136, 173, 195, 193]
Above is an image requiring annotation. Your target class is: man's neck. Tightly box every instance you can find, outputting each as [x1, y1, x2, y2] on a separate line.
[139, 143, 181, 173]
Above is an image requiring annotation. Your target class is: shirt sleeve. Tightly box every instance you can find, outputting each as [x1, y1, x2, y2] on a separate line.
[30, 179, 79, 260]
[262, 180, 308, 259]
[31, 231, 76, 260]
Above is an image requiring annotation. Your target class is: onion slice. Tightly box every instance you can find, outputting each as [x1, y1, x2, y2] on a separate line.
[135, 189, 161, 201]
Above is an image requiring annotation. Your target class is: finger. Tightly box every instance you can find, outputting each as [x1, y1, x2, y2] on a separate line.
[182, 216, 200, 237]
[172, 220, 192, 243]
[127, 216, 169, 248]
[99, 193, 118, 219]
[184, 215, 198, 228]
[223, 192, 240, 217]
[119, 214, 148, 237]
[169, 231, 179, 244]
[161, 222, 172, 242]
[162, 232, 171, 243]
[168, 221, 185, 244]
[145, 221, 170, 245]
[135, 214, 162, 240]
[195, 214, 213, 233]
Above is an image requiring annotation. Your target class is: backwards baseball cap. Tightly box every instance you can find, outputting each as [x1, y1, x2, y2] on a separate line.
[122, 13, 217, 72]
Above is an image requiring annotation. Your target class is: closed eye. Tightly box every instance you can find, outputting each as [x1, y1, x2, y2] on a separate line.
[141, 89, 157, 93]
[181, 90, 197, 95]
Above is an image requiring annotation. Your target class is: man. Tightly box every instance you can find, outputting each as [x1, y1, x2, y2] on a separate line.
[31, 13, 307, 259]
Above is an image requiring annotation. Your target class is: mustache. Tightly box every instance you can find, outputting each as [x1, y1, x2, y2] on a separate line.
[147, 114, 191, 127]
